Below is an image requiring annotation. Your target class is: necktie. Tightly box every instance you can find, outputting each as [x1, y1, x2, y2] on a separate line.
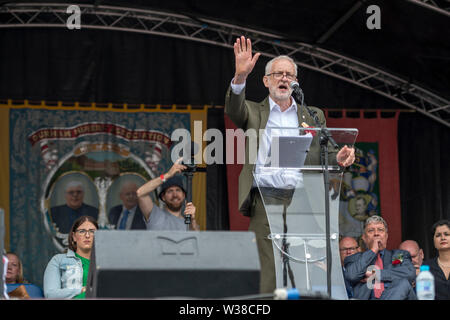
[119, 209, 130, 230]
[374, 253, 385, 298]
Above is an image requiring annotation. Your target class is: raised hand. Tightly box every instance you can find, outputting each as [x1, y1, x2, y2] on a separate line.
[166, 157, 187, 179]
[368, 238, 382, 254]
[233, 36, 261, 84]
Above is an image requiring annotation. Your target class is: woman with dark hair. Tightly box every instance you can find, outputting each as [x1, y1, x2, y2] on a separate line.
[43, 215, 98, 299]
[422, 219, 450, 300]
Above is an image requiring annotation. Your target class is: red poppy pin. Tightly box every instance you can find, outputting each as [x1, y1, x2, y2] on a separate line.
[392, 253, 404, 265]
[301, 122, 317, 136]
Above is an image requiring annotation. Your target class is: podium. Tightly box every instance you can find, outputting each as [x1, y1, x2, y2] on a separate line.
[253, 127, 358, 300]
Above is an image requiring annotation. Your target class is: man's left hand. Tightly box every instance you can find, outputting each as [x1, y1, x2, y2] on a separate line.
[337, 145, 355, 167]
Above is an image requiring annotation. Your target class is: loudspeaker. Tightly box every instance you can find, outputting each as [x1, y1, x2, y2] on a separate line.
[86, 230, 260, 298]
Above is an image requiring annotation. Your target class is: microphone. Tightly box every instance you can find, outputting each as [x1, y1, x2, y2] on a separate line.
[182, 202, 191, 225]
[290, 81, 304, 106]
[290, 81, 339, 149]
[290, 81, 317, 124]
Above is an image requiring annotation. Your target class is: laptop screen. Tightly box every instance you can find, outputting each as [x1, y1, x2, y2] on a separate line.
[268, 134, 313, 168]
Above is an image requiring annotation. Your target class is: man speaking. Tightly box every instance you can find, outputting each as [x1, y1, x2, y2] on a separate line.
[224, 35, 356, 293]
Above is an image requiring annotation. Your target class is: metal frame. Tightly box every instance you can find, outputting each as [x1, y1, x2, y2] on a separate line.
[0, 3, 448, 127]
[408, 0, 450, 17]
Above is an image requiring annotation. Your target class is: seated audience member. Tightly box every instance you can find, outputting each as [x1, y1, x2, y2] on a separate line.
[5, 252, 44, 299]
[344, 216, 416, 300]
[423, 219, 450, 300]
[137, 159, 200, 231]
[399, 240, 424, 277]
[339, 236, 361, 298]
[108, 181, 146, 230]
[43, 215, 98, 299]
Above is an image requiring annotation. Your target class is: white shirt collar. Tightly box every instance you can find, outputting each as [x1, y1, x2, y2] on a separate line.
[268, 96, 297, 112]
[123, 205, 137, 214]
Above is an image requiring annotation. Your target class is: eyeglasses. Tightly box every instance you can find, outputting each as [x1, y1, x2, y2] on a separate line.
[75, 229, 96, 236]
[339, 246, 359, 252]
[66, 190, 83, 196]
[266, 72, 296, 81]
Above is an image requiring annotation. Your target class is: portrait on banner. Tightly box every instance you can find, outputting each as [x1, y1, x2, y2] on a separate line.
[339, 143, 380, 244]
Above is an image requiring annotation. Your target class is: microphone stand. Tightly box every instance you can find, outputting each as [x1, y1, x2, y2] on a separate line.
[291, 86, 338, 299]
[182, 155, 206, 231]
[282, 202, 296, 288]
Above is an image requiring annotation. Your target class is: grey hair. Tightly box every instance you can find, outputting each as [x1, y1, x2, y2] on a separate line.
[265, 55, 298, 76]
[364, 215, 388, 233]
[65, 180, 84, 192]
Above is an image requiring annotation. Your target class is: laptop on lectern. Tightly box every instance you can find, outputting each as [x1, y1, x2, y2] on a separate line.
[268, 134, 313, 168]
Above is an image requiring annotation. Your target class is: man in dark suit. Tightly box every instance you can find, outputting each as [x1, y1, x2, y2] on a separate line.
[344, 216, 417, 300]
[339, 236, 361, 298]
[108, 181, 146, 230]
[50, 181, 98, 234]
[224, 35, 356, 293]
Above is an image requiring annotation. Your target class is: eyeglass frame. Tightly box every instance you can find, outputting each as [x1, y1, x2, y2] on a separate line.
[66, 190, 83, 196]
[265, 71, 297, 81]
[75, 229, 96, 236]
[339, 246, 359, 252]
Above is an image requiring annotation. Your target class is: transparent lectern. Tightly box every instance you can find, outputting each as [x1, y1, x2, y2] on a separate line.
[253, 127, 358, 300]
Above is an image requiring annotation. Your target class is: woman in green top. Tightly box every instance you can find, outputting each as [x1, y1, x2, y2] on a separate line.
[43, 215, 98, 299]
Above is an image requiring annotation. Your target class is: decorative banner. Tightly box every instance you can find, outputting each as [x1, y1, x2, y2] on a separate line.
[0, 105, 208, 287]
[339, 142, 380, 242]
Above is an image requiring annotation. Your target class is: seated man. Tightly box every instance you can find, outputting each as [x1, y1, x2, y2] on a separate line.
[399, 240, 424, 277]
[339, 236, 361, 298]
[344, 216, 417, 300]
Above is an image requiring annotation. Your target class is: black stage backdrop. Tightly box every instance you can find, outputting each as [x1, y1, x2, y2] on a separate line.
[0, 28, 449, 258]
[399, 112, 450, 259]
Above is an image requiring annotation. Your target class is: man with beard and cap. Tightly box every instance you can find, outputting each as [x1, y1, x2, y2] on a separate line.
[137, 158, 200, 231]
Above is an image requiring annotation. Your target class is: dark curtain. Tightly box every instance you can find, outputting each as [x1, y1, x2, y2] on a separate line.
[206, 107, 230, 230]
[398, 112, 450, 259]
[0, 28, 235, 105]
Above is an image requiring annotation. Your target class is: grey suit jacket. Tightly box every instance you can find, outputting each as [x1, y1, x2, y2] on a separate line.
[344, 249, 416, 300]
[224, 86, 338, 216]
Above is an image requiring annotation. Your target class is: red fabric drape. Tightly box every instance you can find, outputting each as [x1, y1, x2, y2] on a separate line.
[224, 115, 250, 230]
[225, 110, 401, 249]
